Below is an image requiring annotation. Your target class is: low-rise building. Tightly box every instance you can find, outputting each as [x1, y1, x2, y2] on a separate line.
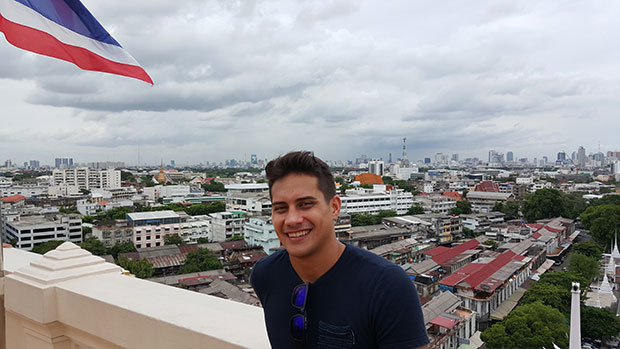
[181, 215, 212, 244]
[1, 213, 82, 250]
[92, 220, 133, 247]
[126, 211, 184, 249]
[422, 291, 477, 349]
[337, 224, 415, 250]
[340, 186, 414, 215]
[466, 191, 514, 213]
[210, 211, 248, 242]
[243, 216, 280, 255]
[414, 194, 457, 215]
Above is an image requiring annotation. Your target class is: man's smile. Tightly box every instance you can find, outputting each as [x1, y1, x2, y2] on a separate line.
[286, 229, 312, 239]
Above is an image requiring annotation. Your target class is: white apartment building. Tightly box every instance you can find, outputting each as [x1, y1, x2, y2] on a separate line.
[48, 184, 80, 197]
[2, 213, 82, 251]
[226, 194, 272, 216]
[0, 177, 12, 189]
[181, 215, 212, 244]
[243, 216, 281, 255]
[414, 195, 457, 214]
[91, 187, 138, 201]
[368, 160, 385, 176]
[52, 168, 121, 190]
[224, 183, 269, 195]
[210, 211, 248, 242]
[340, 187, 414, 215]
[0, 185, 48, 198]
[126, 211, 183, 249]
[142, 185, 190, 201]
[466, 192, 514, 213]
[92, 220, 133, 248]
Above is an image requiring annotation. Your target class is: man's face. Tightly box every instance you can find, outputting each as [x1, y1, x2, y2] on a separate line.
[271, 173, 341, 259]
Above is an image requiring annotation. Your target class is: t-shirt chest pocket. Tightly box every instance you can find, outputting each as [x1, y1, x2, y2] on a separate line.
[317, 321, 355, 349]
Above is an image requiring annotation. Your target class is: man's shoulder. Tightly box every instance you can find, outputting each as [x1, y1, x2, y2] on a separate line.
[253, 248, 289, 275]
[345, 244, 404, 272]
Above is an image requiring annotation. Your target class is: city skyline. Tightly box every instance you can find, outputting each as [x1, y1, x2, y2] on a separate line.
[2, 1, 620, 164]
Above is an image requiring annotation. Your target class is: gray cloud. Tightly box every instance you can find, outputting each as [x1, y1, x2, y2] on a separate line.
[1, 0, 619, 165]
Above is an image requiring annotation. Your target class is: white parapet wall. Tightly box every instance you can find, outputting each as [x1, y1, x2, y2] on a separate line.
[1, 243, 270, 349]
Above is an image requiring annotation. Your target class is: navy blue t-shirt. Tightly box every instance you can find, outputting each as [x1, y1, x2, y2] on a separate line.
[251, 244, 429, 348]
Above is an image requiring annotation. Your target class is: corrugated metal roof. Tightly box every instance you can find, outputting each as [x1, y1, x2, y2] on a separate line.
[430, 315, 456, 329]
[145, 254, 186, 268]
[431, 239, 481, 264]
[126, 210, 180, 220]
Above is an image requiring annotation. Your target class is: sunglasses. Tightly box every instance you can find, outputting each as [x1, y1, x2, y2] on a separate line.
[291, 282, 309, 342]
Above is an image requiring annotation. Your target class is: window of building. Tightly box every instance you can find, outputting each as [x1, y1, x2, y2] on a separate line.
[136, 237, 141, 241]
[146, 243, 151, 248]
[155, 235, 160, 239]
[155, 242, 160, 246]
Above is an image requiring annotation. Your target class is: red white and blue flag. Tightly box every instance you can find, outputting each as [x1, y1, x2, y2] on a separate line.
[0, 0, 153, 84]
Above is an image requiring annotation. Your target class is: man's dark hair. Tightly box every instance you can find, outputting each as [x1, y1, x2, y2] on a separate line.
[265, 151, 336, 202]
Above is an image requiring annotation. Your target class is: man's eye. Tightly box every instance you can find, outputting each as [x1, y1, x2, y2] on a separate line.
[274, 206, 287, 212]
[300, 202, 314, 208]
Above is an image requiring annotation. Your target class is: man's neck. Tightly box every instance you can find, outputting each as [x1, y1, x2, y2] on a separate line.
[289, 240, 345, 283]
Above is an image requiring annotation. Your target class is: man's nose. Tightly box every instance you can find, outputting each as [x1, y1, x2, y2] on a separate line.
[285, 209, 303, 225]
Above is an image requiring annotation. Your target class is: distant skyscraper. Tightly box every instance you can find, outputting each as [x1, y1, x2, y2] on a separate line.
[388, 153, 392, 163]
[251, 154, 258, 164]
[29, 160, 40, 169]
[577, 146, 586, 167]
[557, 152, 566, 161]
[170, 160, 176, 167]
[55, 157, 73, 169]
[368, 160, 384, 176]
[451, 154, 459, 162]
[506, 151, 514, 162]
[424, 157, 431, 164]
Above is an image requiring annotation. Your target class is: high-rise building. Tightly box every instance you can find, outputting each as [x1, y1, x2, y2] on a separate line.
[576, 146, 586, 167]
[251, 154, 258, 164]
[170, 160, 176, 167]
[368, 160, 385, 176]
[557, 152, 566, 161]
[55, 158, 73, 169]
[451, 154, 459, 162]
[52, 168, 121, 190]
[506, 152, 514, 162]
[424, 158, 431, 164]
[29, 160, 40, 169]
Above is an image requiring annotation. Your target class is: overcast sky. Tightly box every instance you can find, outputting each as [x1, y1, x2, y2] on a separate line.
[1, 0, 619, 166]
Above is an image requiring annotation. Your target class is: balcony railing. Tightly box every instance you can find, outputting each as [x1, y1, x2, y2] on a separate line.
[0, 243, 269, 348]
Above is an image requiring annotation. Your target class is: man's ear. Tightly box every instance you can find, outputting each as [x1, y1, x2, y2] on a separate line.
[330, 195, 341, 220]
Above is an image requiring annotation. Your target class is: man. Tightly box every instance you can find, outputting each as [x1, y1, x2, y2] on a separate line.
[251, 151, 429, 348]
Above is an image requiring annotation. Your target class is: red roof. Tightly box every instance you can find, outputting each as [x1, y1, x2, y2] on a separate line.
[425, 246, 449, 257]
[178, 245, 199, 254]
[473, 181, 500, 192]
[532, 232, 542, 239]
[0, 194, 26, 203]
[439, 273, 468, 287]
[544, 225, 564, 233]
[465, 250, 515, 289]
[354, 173, 384, 185]
[431, 239, 480, 265]
[430, 315, 456, 329]
[442, 192, 463, 201]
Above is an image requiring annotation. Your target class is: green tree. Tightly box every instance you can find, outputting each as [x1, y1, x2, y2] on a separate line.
[536, 271, 590, 294]
[95, 207, 133, 221]
[79, 188, 91, 195]
[350, 213, 382, 226]
[571, 241, 603, 260]
[501, 201, 522, 220]
[59, 206, 80, 214]
[589, 194, 620, 207]
[407, 205, 425, 215]
[164, 234, 185, 246]
[521, 283, 571, 315]
[121, 171, 136, 182]
[481, 302, 569, 349]
[450, 200, 472, 215]
[202, 181, 226, 192]
[334, 176, 345, 184]
[522, 188, 569, 222]
[567, 253, 599, 281]
[462, 227, 476, 238]
[140, 176, 156, 187]
[179, 248, 222, 274]
[580, 204, 620, 248]
[32, 240, 64, 254]
[82, 226, 92, 240]
[185, 201, 226, 215]
[197, 237, 209, 243]
[116, 257, 154, 278]
[78, 237, 107, 255]
[107, 242, 137, 259]
[81, 215, 94, 223]
[564, 193, 588, 219]
[581, 306, 620, 340]
[378, 210, 397, 218]
[483, 240, 499, 250]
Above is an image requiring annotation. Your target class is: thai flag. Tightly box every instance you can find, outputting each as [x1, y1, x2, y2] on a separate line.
[0, 0, 153, 84]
